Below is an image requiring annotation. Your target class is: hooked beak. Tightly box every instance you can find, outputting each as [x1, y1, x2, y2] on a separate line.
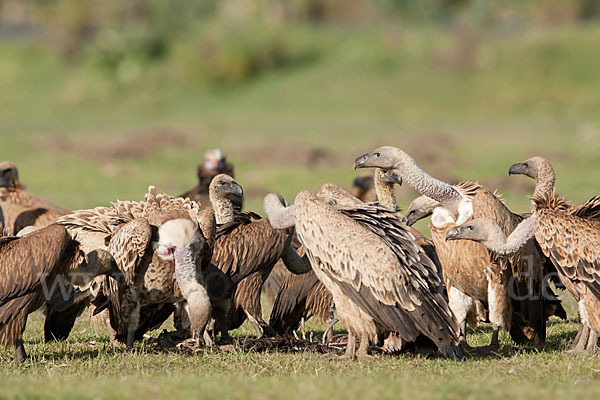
[508, 163, 526, 176]
[401, 216, 409, 225]
[353, 154, 369, 170]
[445, 227, 462, 241]
[382, 170, 402, 186]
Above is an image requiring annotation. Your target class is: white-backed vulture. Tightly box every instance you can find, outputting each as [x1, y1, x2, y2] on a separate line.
[508, 156, 600, 351]
[180, 149, 242, 211]
[58, 187, 216, 347]
[445, 195, 600, 354]
[0, 224, 117, 362]
[206, 174, 310, 339]
[264, 190, 462, 359]
[354, 147, 558, 351]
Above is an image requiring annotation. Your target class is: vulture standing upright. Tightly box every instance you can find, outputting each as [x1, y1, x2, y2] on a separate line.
[354, 146, 559, 351]
[180, 149, 242, 211]
[0, 224, 117, 362]
[58, 187, 216, 347]
[445, 192, 600, 354]
[207, 174, 309, 339]
[264, 190, 462, 359]
[508, 156, 600, 351]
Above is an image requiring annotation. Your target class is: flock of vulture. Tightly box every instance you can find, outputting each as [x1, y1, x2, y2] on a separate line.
[1, 146, 600, 363]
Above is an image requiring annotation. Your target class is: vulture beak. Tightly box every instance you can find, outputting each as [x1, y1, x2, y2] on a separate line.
[230, 182, 243, 198]
[445, 227, 462, 241]
[508, 163, 526, 176]
[353, 154, 370, 170]
[382, 170, 402, 186]
[401, 216, 409, 225]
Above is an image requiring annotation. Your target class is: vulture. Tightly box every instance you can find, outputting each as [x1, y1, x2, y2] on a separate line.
[0, 224, 117, 362]
[445, 194, 600, 354]
[0, 161, 70, 235]
[58, 187, 216, 347]
[180, 149, 242, 212]
[266, 171, 380, 334]
[207, 174, 309, 339]
[264, 190, 463, 359]
[354, 146, 560, 351]
[404, 193, 488, 344]
[508, 156, 600, 351]
[0, 161, 90, 343]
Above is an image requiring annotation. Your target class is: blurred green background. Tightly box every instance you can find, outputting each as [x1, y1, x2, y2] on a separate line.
[2, 0, 600, 231]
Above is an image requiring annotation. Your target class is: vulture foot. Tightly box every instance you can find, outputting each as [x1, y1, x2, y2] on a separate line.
[566, 325, 590, 354]
[382, 332, 403, 353]
[474, 343, 500, 356]
[14, 341, 27, 364]
[585, 330, 598, 355]
[322, 318, 338, 344]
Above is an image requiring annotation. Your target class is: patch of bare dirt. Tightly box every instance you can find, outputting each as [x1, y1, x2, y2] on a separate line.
[36, 129, 191, 162]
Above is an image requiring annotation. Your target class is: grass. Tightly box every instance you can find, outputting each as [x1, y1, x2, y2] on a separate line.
[2, 20, 600, 398]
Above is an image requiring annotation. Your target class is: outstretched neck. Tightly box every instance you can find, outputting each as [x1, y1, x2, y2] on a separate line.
[210, 194, 234, 225]
[391, 149, 463, 209]
[374, 169, 397, 210]
[531, 165, 556, 213]
[483, 216, 536, 256]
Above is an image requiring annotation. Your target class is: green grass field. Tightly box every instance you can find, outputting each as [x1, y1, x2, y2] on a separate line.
[2, 20, 600, 399]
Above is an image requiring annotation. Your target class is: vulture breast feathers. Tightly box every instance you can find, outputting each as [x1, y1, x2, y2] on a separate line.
[294, 191, 460, 348]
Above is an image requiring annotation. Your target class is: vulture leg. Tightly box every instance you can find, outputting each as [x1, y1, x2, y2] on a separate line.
[569, 324, 589, 351]
[126, 303, 142, 349]
[480, 268, 506, 354]
[14, 340, 27, 364]
[338, 332, 356, 360]
[244, 310, 275, 338]
[300, 317, 306, 340]
[322, 318, 338, 344]
[585, 330, 598, 355]
[383, 331, 403, 353]
[356, 333, 372, 360]
[566, 324, 590, 354]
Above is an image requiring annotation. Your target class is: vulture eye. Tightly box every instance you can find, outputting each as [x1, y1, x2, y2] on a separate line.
[409, 210, 415, 215]
[218, 181, 226, 186]
[374, 152, 381, 158]
[156, 245, 175, 259]
[467, 226, 474, 231]
[523, 163, 528, 168]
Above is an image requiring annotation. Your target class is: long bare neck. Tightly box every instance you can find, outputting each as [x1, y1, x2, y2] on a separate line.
[531, 163, 556, 213]
[482, 217, 536, 256]
[210, 193, 234, 225]
[374, 169, 397, 209]
[392, 149, 463, 209]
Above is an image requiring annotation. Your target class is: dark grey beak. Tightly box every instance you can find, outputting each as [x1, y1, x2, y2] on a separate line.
[401, 216, 409, 225]
[353, 154, 369, 170]
[508, 163, 526, 176]
[382, 170, 402, 186]
[445, 227, 461, 241]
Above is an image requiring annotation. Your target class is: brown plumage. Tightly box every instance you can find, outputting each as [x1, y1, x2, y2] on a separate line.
[509, 156, 600, 349]
[208, 175, 299, 338]
[0, 161, 70, 235]
[266, 190, 462, 359]
[354, 147, 560, 350]
[59, 187, 216, 347]
[179, 149, 242, 211]
[0, 224, 116, 362]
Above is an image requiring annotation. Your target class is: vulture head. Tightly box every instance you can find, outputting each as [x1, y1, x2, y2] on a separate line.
[402, 195, 440, 226]
[203, 149, 227, 172]
[445, 218, 505, 246]
[352, 172, 375, 201]
[263, 193, 295, 230]
[158, 218, 211, 341]
[0, 161, 20, 189]
[209, 174, 243, 224]
[508, 156, 555, 182]
[354, 147, 402, 181]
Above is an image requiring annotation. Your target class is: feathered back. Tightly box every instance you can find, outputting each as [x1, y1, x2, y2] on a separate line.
[531, 190, 571, 212]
